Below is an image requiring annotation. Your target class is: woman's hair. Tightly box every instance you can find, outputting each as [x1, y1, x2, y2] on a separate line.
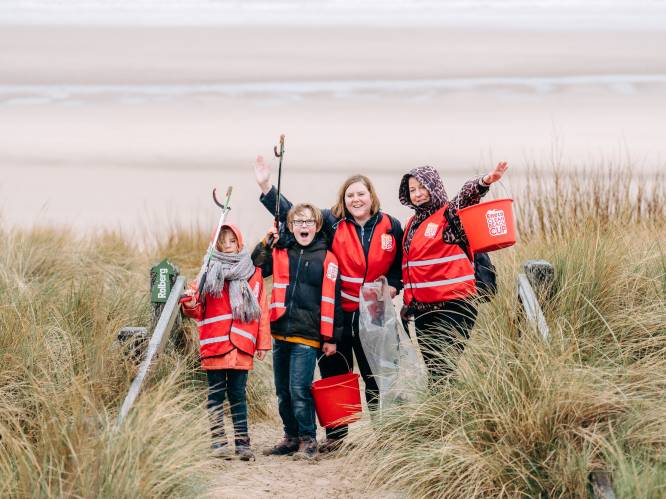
[331, 174, 381, 219]
[286, 203, 324, 232]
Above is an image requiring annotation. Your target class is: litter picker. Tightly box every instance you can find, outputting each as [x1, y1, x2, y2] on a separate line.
[180, 186, 233, 306]
[266, 134, 285, 247]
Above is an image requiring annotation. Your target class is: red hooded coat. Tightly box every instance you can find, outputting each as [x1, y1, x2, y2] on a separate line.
[181, 224, 271, 370]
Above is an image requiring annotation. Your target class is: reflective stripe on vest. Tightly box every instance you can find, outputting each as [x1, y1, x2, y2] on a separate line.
[402, 254, 468, 269]
[402, 206, 476, 305]
[331, 215, 397, 312]
[231, 327, 257, 344]
[320, 252, 338, 338]
[269, 249, 290, 322]
[340, 291, 360, 303]
[269, 249, 339, 340]
[196, 314, 233, 327]
[404, 274, 475, 289]
[200, 334, 230, 346]
[197, 268, 263, 358]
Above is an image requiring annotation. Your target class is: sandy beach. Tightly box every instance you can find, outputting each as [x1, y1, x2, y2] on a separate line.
[1, 25, 665, 241]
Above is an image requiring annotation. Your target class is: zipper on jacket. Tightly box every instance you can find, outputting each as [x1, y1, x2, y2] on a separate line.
[361, 214, 381, 284]
[285, 248, 304, 333]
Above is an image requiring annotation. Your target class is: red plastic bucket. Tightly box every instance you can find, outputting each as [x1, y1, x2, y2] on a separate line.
[457, 198, 516, 252]
[312, 356, 362, 428]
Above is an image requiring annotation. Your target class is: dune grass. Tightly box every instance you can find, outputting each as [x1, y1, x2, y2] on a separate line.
[2, 165, 664, 497]
[0, 224, 273, 498]
[346, 166, 666, 498]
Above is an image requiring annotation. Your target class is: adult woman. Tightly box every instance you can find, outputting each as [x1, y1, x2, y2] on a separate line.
[254, 156, 403, 451]
[399, 162, 508, 378]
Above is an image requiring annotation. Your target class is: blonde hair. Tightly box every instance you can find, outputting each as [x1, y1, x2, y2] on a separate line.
[286, 203, 324, 232]
[331, 174, 381, 218]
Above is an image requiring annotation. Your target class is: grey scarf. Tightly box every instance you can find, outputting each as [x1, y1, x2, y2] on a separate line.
[200, 247, 261, 322]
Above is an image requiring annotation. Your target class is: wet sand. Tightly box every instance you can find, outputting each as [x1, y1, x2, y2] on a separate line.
[1, 26, 665, 242]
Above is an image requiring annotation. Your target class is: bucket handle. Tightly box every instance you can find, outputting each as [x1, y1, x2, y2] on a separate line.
[317, 351, 352, 374]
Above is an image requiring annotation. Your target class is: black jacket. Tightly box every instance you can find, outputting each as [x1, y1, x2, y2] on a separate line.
[252, 234, 344, 344]
[259, 186, 404, 292]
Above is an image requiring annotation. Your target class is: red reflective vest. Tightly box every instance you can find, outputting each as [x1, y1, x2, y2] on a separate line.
[269, 248, 338, 340]
[402, 206, 476, 305]
[331, 215, 398, 312]
[195, 268, 264, 358]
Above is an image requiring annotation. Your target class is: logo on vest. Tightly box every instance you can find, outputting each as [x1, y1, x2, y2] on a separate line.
[326, 262, 339, 281]
[252, 282, 260, 298]
[381, 233, 394, 251]
[486, 209, 508, 236]
[424, 223, 439, 238]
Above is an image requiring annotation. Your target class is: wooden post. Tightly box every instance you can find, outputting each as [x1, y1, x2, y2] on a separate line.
[590, 471, 616, 499]
[518, 260, 617, 498]
[118, 275, 185, 425]
[517, 273, 550, 342]
[523, 259, 555, 300]
[517, 259, 555, 343]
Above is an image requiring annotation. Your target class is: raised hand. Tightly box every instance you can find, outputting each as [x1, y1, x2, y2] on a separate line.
[483, 161, 509, 185]
[254, 155, 273, 194]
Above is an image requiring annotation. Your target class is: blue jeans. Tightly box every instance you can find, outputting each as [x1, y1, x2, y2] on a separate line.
[272, 339, 318, 440]
[206, 369, 249, 446]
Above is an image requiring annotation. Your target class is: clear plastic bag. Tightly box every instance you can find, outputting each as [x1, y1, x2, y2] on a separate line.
[358, 277, 425, 411]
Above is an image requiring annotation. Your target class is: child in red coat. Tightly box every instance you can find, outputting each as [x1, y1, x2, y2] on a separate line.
[182, 224, 271, 461]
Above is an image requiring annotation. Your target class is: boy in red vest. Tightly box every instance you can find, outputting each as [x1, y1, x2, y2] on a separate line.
[252, 203, 343, 460]
[182, 224, 271, 461]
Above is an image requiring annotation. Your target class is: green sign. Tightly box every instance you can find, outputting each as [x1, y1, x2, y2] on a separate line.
[150, 259, 177, 303]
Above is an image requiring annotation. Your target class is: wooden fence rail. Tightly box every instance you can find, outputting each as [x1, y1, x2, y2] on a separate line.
[117, 275, 186, 425]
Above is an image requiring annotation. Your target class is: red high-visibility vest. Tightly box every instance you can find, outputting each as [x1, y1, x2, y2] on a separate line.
[196, 268, 264, 358]
[269, 248, 338, 339]
[402, 206, 476, 305]
[331, 214, 397, 311]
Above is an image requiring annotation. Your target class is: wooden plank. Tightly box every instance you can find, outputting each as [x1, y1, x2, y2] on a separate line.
[517, 273, 550, 342]
[117, 275, 186, 425]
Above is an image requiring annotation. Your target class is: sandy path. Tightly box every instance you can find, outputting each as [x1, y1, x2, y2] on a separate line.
[210, 421, 398, 499]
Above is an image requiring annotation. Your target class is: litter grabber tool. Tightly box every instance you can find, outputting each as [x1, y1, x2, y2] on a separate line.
[180, 186, 233, 308]
[266, 134, 285, 248]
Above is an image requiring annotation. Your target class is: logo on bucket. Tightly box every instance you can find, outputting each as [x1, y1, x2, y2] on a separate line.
[381, 233, 394, 251]
[486, 209, 508, 237]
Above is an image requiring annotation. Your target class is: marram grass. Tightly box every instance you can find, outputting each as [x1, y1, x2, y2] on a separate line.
[346, 166, 666, 498]
[0, 224, 274, 498]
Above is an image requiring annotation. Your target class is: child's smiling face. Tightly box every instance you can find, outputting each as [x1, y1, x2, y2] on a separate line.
[290, 208, 317, 246]
[216, 228, 239, 253]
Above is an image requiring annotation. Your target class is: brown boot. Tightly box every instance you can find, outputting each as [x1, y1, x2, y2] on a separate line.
[262, 436, 300, 456]
[318, 437, 343, 454]
[235, 437, 255, 461]
[292, 437, 318, 461]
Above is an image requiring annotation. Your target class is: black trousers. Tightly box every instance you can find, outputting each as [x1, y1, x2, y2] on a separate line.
[206, 369, 249, 447]
[318, 310, 379, 440]
[408, 300, 478, 379]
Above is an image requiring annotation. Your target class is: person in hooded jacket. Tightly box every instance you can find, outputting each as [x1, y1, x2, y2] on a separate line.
[399, 162, 509, 378]
[254, 157, 403, 451]
[252, 202, 343, 461]
[181, 224, 271, 461]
